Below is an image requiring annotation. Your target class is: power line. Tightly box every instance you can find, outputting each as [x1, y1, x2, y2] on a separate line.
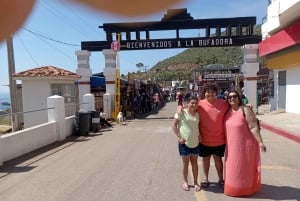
[22, 26, 111, 63]
[22, 27, 80, 47]
[23, 27, 76, 63]
[36, 36, 75, 62]
[16, 34, 40, 67]
[39, 0, 91, 39]
[59, 1, 102, 38]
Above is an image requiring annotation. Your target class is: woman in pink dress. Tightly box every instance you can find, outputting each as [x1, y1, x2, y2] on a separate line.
[224, 90, 266, 197]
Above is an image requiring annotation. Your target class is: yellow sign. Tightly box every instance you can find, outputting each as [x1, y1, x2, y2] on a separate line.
[111, 33, 121, 120]
[112, 68, 121, 119]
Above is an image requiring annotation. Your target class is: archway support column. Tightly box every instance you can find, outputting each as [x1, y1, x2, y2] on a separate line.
[241, 44, 259, 112]
[75, 50, 92, 111]
[102, 49, 117, 119]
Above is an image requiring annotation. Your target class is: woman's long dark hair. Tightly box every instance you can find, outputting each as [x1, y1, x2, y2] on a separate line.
[226, 90, 243, 106]
[186, 95, 199, 103]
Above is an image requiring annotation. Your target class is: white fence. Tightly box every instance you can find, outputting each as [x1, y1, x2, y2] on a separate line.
[0, 94, 95, 166]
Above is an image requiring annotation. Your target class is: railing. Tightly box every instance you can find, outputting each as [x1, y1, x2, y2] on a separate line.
[0, 95, 93, 166]
[0, 101, 89, 134]
[0, 107, 54, 132]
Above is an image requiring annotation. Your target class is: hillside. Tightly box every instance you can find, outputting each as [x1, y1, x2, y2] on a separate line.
[125, 25, 261, 84]
[135, 46, 243, 83]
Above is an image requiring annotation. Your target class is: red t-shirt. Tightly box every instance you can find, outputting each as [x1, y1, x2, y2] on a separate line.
[197, 99, 229, 146]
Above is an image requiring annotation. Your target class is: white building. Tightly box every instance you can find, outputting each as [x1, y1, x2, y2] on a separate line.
[259, 0, 300, 114]
[12, 66, 81, 129]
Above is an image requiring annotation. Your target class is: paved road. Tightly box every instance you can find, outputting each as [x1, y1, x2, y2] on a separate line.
[0, 101, 299, 201]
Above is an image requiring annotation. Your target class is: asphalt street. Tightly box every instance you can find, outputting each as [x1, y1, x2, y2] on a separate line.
[0, 101, 299, 201]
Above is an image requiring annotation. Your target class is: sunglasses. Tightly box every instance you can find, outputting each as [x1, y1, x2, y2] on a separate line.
[228, 94, 238, 99]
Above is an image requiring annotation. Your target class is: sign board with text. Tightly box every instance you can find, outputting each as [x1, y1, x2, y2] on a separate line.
[82, 8, 261, 51]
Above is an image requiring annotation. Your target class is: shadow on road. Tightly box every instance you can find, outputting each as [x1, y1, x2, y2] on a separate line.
[251, 184, 300, 201]
[0, 136, 90, 177]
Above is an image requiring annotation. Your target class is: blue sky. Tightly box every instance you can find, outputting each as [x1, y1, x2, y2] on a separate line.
[0, 0, 268, 93]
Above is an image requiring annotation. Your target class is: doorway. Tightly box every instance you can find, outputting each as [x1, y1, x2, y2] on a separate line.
[278, 71, 286, 109]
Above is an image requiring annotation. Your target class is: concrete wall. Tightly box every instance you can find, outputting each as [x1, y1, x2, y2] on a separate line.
[22, 80, 50, 128]
[1, 122, 56, 162]
[0, 94, 94, 166]
[65, 116, 76, 136]
[0, 116, 76, 164]
[262, 0, 300, 38]
[286, 67, 300, 113]
[271, 67, 300, 114]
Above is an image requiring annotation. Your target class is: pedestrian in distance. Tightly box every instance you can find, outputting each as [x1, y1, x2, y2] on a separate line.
[177, 90, 184, 106]
[99, 108, 113, 128]
[224, 90, 266, 197]
[177, 82, 229, 189]
[172, 96, 201, 192]
[241, 93, 249, 105]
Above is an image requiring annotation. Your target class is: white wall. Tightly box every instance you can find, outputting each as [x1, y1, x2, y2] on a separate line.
[65, 116, 76, 136]
[0, 94, 93, 166]
[272, 67, 300, 114]
[1, 122, 56, 162]
[262, 0, 300, 38]
[22, 80, 50, 128]
[0, 115, 76, 164]
[286, 67, 300, 113]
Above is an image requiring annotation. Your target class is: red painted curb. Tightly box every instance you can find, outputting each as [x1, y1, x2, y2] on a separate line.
[260, 122, 300, 143]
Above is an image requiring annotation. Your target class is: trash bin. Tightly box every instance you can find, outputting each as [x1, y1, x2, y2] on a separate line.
[89, 110, 100, 132]
[75, 111, 90, 136]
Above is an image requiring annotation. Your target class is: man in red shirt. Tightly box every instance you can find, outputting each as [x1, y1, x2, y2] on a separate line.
[197, 83, 228, 188]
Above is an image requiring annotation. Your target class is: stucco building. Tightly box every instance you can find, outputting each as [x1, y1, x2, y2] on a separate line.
[259, 0, 300, 113]
[12, 66, 81, 129]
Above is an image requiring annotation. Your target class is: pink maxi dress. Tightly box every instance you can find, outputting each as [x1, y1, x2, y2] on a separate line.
[224, 109, 261, 197]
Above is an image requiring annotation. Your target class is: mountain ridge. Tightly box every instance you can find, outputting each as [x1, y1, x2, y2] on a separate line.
[124, 25, 262, 83]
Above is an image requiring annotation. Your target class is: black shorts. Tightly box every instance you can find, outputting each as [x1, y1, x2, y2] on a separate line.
[199, 143, 225, 157]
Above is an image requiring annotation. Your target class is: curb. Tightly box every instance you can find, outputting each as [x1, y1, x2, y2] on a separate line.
[260, 122, 300, 143]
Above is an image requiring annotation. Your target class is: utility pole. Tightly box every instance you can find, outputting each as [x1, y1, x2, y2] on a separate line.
[6, 36, 19, 131]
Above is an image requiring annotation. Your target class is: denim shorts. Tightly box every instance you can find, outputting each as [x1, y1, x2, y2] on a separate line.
[178, 143, 200, 156]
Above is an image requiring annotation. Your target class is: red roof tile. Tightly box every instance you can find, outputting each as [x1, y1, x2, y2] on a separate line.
[12, 66, 81, 79]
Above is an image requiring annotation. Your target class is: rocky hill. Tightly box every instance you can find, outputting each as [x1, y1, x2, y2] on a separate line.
[134, 46, 243, 84]
[124, 25, 261, 85]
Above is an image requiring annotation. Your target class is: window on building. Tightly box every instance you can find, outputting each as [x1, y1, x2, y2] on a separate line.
[51, 84, 76, 103]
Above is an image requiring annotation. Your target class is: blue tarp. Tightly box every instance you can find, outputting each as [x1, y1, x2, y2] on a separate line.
[90, 76, 105, 88]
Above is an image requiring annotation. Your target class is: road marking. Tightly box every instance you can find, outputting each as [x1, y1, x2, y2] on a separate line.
[188, 165, 208, 201]
[260, 122, 300, 143]
[262, 165, 299, 171]
[195, 190, 208, 201]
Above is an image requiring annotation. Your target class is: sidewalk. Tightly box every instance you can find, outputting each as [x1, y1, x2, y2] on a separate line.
[257, 111, 300, 143]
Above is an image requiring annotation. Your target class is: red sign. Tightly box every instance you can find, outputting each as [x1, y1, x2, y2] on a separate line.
[111, 41, 121, 51]
[259, 20, 300, 56]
